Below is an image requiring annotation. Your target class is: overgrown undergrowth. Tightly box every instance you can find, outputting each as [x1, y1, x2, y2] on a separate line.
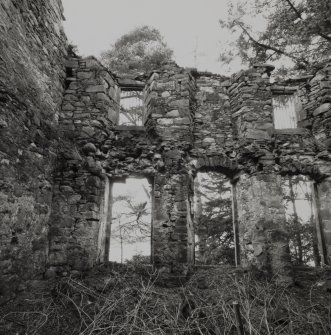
[1, 265, 330, 334]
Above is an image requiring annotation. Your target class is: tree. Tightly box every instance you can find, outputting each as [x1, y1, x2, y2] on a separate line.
[219, 0, 331, 76]
[111, 195, 151, 263]
[281, 175, 321, 266]
[194, 172, 235, 265]
[101, 26, 173, 77]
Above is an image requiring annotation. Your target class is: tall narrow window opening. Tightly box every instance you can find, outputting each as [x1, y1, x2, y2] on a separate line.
[193, 172, 235, 265]
[281, 175, 322, 266]
[109, 178, 152, 263]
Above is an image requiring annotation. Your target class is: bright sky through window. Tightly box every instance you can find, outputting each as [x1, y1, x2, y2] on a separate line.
[109, 178, 151, 263]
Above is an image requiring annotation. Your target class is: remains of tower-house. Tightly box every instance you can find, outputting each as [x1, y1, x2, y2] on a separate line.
[1, 0, 331, 299]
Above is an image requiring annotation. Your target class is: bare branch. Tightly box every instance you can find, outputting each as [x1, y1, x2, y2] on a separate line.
[236, 20, 310, 67]
[283, 0, 302, 19]
[283, 0, 331, 42]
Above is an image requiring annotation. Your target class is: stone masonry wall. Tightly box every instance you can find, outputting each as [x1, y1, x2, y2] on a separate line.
[144, 63, 196, 275]
[306, 64, 331, 148]
[192, 73, 234, 157]
[188, 62, 331, 278]
[305, 62, 331, 264]
[1, 0, 331, 293]
[0, 0, 67, 301]
[229, 64, 274, 145]
[48, 59, 331, 281]
[48, 57, 159, 276]
[269, 62, 331, 265]
[48, 57, 118, 274]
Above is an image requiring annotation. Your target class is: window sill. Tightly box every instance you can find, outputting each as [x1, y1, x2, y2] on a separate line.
[115, 125, 145, 131]
[273, 128, 307, 135]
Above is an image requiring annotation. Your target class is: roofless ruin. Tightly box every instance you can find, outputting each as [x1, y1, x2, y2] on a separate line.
[1, 0, 331, 299]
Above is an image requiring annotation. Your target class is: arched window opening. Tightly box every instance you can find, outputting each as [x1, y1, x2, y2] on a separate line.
[193, 172, 235, 265]
[109, 178, 152, 264]
[281, 175, 322, 267]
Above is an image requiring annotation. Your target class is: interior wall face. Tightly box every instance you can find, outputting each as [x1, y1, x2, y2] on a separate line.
[49, 57, 331, 282]
[48, 57, 118, 273]
[0, 0, 67, 299]
[1, 0, 331, 297]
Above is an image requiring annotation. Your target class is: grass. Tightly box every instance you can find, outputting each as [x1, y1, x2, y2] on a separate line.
[0, 264, 330, 334]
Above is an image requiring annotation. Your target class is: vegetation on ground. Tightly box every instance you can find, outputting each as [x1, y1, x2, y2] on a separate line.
[1, 264, 330, 334]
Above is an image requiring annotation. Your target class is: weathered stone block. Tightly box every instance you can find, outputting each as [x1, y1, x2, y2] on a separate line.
[313, 103, 331, 116]
[86, 85, 105, 93]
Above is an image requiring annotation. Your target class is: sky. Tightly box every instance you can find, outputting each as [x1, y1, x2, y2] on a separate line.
[110, 178, 151, 262]
[61, 0, 243, 74]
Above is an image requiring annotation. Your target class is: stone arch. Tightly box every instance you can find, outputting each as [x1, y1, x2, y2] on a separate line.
[190, 155, 239, 177]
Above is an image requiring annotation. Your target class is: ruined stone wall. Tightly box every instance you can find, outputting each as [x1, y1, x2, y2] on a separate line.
[50, 59, 331, 280]
[192, 74, 234, 157]
[191, 64, 293, 280]
[191, 62, 331, 276]
[1, 0, 331, 291]
[48, 57, 160, 276]
[144, 64, 196, 275]
[268, 63, 331, 265]
[304, 62, 331, 263]
[0, 0, 67, 299]
[229, 65, 274, 145]
[144, 63, 195, 149]
[305, 64, 331, 148]
[48, 57, 117, 273]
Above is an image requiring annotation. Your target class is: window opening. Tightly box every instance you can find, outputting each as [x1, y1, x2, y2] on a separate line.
[273, 93, 302, 129]
[119, 90, 144, 126]
[193, 172, 235, 265]
[281, 175, 322, 266]
[109, 178, 151, 264]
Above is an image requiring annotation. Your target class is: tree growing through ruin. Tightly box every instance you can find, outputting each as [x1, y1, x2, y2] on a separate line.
[194, 172, 235, 265]
[111, 185, 151, 263]
[219, 0, 331, 76]
[282, 175, 321, 266]
[101, 26, 173, 77]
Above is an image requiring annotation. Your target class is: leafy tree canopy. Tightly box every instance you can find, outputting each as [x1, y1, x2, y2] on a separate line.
[101, 25, 173, 77]
[220, 0, 331, 77]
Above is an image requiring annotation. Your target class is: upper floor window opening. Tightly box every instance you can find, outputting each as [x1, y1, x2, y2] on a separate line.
[119, 89, 144, 126]
[272, 93, 303, 129]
